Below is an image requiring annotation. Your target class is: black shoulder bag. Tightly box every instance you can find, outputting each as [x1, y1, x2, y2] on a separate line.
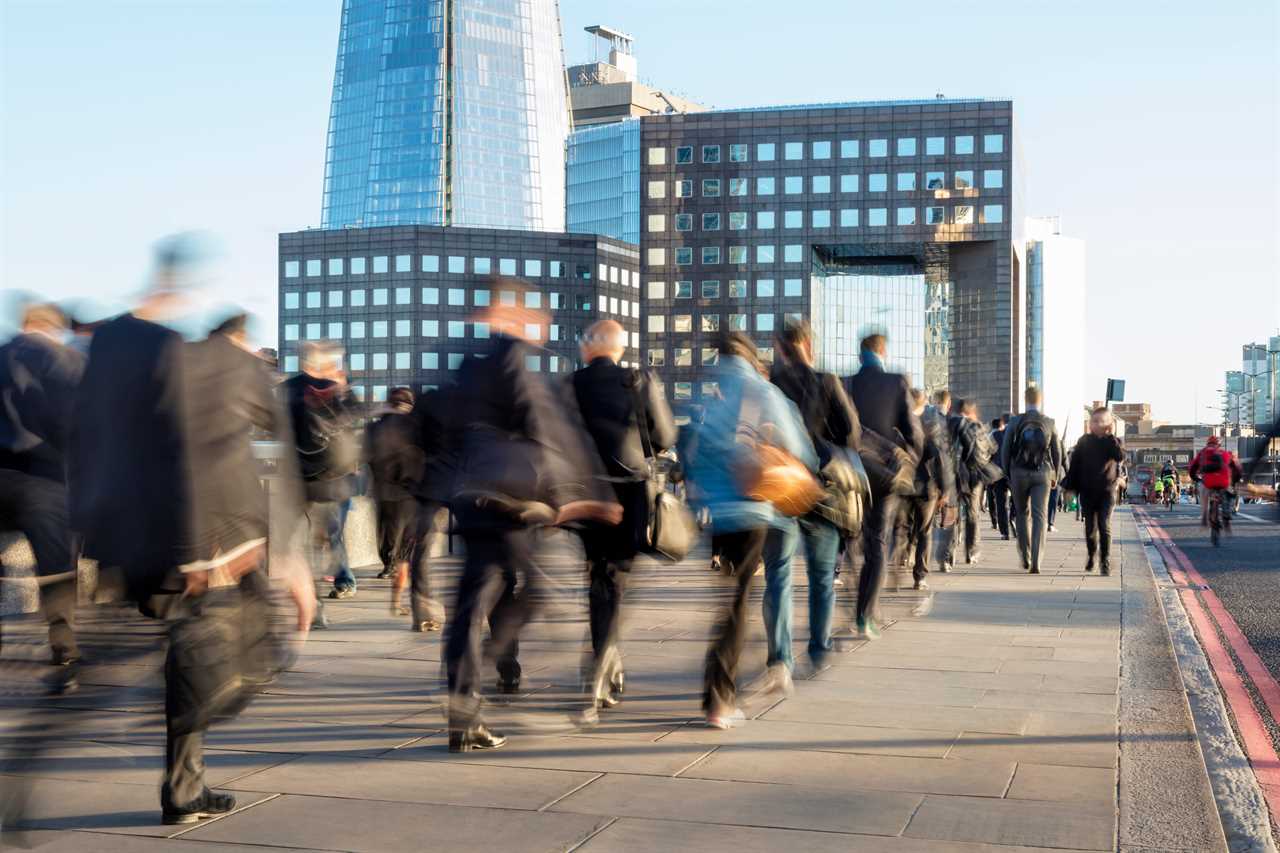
[629, 372, 696, 562]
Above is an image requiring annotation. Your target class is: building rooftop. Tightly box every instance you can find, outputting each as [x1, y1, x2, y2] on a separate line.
[715, 96, 1011, 114]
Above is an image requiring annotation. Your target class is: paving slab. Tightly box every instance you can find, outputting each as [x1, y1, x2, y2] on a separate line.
[904, 793, 1115, 850]
[1007, 762, 1117, 803]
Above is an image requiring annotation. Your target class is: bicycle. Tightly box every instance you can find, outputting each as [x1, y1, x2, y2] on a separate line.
[1165, 485, 1177, 511]
[1207, 487, 1231, 547]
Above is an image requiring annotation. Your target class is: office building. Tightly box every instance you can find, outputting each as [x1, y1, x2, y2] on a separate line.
[627, 98, 1024, 419]
[567, 26, 705, 129]
[277, 226, 640, 400]
[1025, 216, 1086, 446]
[1224, 338, 1279, 427]
[566, 120, 641, 244]
[320, 0, 570, 231]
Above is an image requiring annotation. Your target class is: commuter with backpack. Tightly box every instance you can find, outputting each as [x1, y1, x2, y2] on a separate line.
[1000, 387, 1063, 574]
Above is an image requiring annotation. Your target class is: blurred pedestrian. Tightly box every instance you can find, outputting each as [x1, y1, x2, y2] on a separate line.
[894, 388, 952, 590]
[0, 302, 85, 689]
[571, 319, 676, 716]
[942, 398, 993, 568]
[843, 334, 922, 639]
[1063, 407, 1125, 575]
[364, 387, 423, 617]
[1001, 387, 1063, 574]
[405, 385, 455, 633]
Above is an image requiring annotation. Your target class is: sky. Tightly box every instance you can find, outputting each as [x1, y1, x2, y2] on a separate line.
[2, 0, 1277, 423]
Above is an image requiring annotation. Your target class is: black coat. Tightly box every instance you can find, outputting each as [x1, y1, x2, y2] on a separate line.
[409, 385, 460, 505]
[281, 372, 360, 500]
[918, 408, 956, 502]
[1065, 433, 1126, 497]
[365, 410, 423, 503]
[949, 415, 994, 495]
[1000, 410, 1064, 480]
[843, 362, 923, 457]
[572, 357, 677, 479]
[0, 332, 85, 482]
[70, 314, 194, 596]
[771, 360, 861, 459]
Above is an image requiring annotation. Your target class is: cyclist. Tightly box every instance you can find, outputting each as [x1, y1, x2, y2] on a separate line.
[1189, 435, 1243, 529]
[1151, 476, 1165, 504]
[1160, 464, 1179, 507]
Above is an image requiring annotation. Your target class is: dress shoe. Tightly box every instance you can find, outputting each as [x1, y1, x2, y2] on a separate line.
[162, 788, 236, 825]
[449, 724, 507, 752]
[1085, 557, 1094, 573]
[1029, 567, 1040, 574]
[496, 677, 522, 695]
[1100, 562, 1112, 577]
[376, 566, 394, 579]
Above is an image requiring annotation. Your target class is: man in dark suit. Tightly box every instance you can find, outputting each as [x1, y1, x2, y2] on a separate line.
[842, 334, 923, 639]
[364, 387, 422, 618]
[0, 303, 85, 684]
[986, 416, 1011, 538]
[571, 319, 676, 716]
[406, 385, 456, 633]
[1000, 387, 1063, 574]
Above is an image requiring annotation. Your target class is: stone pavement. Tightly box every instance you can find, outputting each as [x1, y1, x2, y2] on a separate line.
[0, 507, 1226, 852]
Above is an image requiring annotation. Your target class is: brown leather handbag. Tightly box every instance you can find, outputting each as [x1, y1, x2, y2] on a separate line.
[732, 388, 823, 517]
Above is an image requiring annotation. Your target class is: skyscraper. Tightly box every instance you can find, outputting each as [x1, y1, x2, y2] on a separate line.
[321, 0, 571, 232]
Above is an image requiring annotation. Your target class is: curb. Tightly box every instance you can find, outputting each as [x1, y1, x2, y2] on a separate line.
[1135, 511, 1276, 852]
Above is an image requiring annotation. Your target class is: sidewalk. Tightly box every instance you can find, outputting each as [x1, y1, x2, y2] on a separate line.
[0, 508, 1226, 851]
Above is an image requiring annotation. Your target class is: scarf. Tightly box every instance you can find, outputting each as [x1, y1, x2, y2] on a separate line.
[860, 348, 884, 371]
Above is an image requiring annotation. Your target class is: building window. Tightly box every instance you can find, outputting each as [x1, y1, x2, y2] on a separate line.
[702, 144, 720, 163]
[305, 291, 321, 308]
[757, 142, 776, 161]
[812, 175, 831, 194]
[784, 141, 803, 161]
[784, 210, 802, 229]
[756, 314, 775, 332]
[840, 174, 859, 193]
[328, 322, 343, 338]
[784, 278, 803, 297]
[812, 210, 831, 228]
[673, 348, 692, 367]
[701, 315, 720, 333]
[784, 176, 803, 195]
[955, 135, 975, 155]
[395, 352, 410, 370]
[675, 280, 693, 298]
[982, 204, 1004, 224]
[284, 261, 299, 278]
[443, 256, 461, 274]
[328, 258, 344, 276]
[524, 259, 542, 277]
[756, 245, 776, 263]
[352, 257, 367, 274]
[926, 206, 946, 225]
[422, 352, 439, 370]
[306, 259, 321, 277]
[757, 210, 776, 229]
[728, 245, 748, 264]
[284, 324, 299, 341]
[675, 247, 693, 266]
[648, 314, 666, 333]
[783, 244, 802, 263]
[702, 247, 720, 265]
[647, 281, 665, 300]
[373, 256, 388, 273]
[701, 281, 720, 299]
[701, 179, 721, 197]
[869, 139, 888, 157]
[394, 255, 410, 272]
[324, 290, 342, 309]
[984, 133, 1004, 154]
[646, 247, 666, 266]
[350, 321, 366, 338]
[448, 288, 465, 306]
[475, 322, 492, 339]
[284, 292, 299, 310]
[983, 169, 1004, 189]
[447, 321, 465, 338]
[926, 136, 945, 156]
[868, 173, 887, 192]
[421, 287, 439, 305]
[729, 177, 748, 196]
[729, 143, 748, 162]
[675, 146, 693, 164]
[647, 214, 666, 233]
[499, 258, 516, 275]
[674, 382, 692, 400]
[757, 176, 775, 195]
[395, 320, 411, 337]
[673, 315, 693, 333]
[699, 347, 719, 367]
[954, 170, 974, 189]
[373, 320, 388, 338]
[702, 212, 721, 231]
[925, 171, 945, 190]
[676, 180, 693, 198]
[868, 208, 888, 227]
[396, 287, 411, 305]
[448, 353, 464, 370]
[421, 255, 438, 272]
[422, 320, 438, 337]
[372, 353, 388, 371]
[896, 172, 916, 191]
[897, 138, 918, 157]
[728, 313, 748, 331]
[675, 213, 693, 231]
[955, 205, 975, 225]
[647, 180, 666, 199]
[728, 211, 747, 230]
[840, 139, 859, 158]
[757, 279, 775, 297]
[839, 208, 859, 227]
[550, 260, 564, 278]
[648, 147, 666, 165]
[349, 353, 366, 371]
[812, 140, 832, 160]
[524, 291, 542, 309]
[648, 350, 665, 367]
[897, 207, 916, 226]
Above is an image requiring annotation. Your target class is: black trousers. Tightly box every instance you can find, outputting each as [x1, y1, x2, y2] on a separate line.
[1080, 490, 1116, 566]
[580, 528, 633, 666]
[445, 525, 536, 728]
[988, 480, 1010, 537]
[376, 498, 418, 569]
[893, 497, 937, 582]
[0, 470, 77, 659]
[943, 485, 985, 566]
[704, 527, 767, 713]
[857, 492, 898, 625]
[409, 501, 449, 626]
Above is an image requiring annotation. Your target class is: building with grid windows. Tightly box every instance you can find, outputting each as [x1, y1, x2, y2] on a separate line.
[629, 98, 1024, 420]
[320, 0, 570, 232]
[277, 227, 641, 401]
[1025, 216, 1086, 447]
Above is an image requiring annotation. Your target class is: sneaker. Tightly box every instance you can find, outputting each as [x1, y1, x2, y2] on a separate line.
[855, 619, 881, 641]
[705, 707, 746, 730]
[1048, 525, 1058, 533]
[914, 579, 930, 591]
[414, 619, 442, 633]
[1029, 567, 1040, 575]
[748, 663, 795, 699]
[449, 723, 507, 752]
[833, 576, 845, 587]
[938, 562, 952, 574]
[966, 552, 982, 565]
[328, 586, 356, 600]
[162, 788, 236, 825]
[1001, 534, 1010, 541]
[376, 567, 394, 580]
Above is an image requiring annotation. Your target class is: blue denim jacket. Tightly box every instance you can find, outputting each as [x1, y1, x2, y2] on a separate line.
[689, 355, 818, 534]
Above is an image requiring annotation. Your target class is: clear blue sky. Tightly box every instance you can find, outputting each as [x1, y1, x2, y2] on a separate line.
[2, 0, 1276, 423]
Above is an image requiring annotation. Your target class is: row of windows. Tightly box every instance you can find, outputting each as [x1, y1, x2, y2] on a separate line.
[282, 285, 636, 312]
[648, 201, 1001, 235]
[647, 169, 1002, 200]
[650, 135, 1005, 166]
[284, 255, 635, 285]
[646, 312, 795, 335]
[645, 344, 779, 369]
[646, 279, 803, 300]
[280, 353, 573, 380]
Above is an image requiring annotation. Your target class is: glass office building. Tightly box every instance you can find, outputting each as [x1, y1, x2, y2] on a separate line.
[321, 0, 570, 232]
[567, 120, 641, 245]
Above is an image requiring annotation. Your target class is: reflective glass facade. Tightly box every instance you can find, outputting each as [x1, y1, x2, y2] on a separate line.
[321, 0, 570, 231]
[567, 120, 641, 244]
[811, 270, 927, 383]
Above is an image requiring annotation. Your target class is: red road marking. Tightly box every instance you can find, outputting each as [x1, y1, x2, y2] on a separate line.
[1138, 509, 1280, 813]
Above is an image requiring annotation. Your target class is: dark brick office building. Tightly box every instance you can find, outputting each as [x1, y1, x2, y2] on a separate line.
[632, 98, 1023, 420]
[276, 226, 640, 401]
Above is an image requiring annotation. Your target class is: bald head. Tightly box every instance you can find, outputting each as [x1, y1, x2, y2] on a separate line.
[581, 319, 627, 363]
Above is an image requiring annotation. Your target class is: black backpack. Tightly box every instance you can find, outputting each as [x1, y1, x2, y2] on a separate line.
[300, 386, 360, 479]
[1200, 448, 1225, 475]
[1013, 413, 1050, 470]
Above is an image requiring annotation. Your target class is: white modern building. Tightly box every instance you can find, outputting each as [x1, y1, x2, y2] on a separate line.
[1025, 216, 1086, 448]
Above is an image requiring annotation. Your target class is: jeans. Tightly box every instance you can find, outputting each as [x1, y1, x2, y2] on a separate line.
[988, 480, 1011, 537]
[1010, 469, 1052, 572]
[305, 500, 353, 595]
[1047, 487, 1059, 528]
[762, 515, 839, 670]
[1080, 490, 1115, 567]
[704, 528, 767, 713]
